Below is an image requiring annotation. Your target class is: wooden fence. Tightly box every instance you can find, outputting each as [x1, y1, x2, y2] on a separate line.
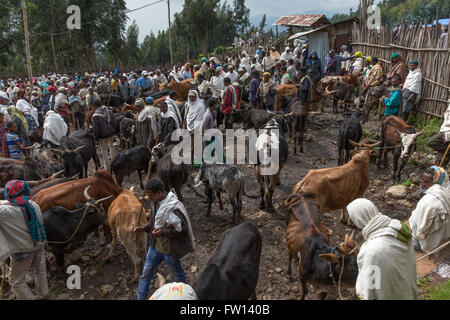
[351, 4, 449, 120]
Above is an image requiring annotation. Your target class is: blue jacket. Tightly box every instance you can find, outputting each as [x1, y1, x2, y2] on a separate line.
[137, 77, 152, 90]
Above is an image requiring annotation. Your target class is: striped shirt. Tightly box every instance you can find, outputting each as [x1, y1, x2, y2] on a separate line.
[6, 132, 23, 159]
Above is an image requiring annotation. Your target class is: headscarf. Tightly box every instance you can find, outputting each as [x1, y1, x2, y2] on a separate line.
[261, 73, 276, 96]
[326, 49, 339, 69]
[199, 62, 208, 74]
[4, 180, 47, 246]
[16, 98, 39, 126]
[43, 110, 68, 146]
[8, 105, 28, 132]
[355, 51, 363, 58]
[185, 90, 205, 132]
[347, 198, 412, 244]
[150, 282, 197, 300]
[428, 166, 449, 189]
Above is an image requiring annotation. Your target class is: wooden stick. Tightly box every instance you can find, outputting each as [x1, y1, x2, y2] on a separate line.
[416, 240, 450, 262]
[440, 143, 450, 167]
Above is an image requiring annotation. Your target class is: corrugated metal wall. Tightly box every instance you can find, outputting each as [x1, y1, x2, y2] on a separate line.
[307, 31, 330, 69]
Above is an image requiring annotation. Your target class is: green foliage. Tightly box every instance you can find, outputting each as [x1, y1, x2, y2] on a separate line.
[408, 113, 443, 155]
[417, 277, 431, 287]
[402, 179, 412, 187]
[424, 280, 450, 300]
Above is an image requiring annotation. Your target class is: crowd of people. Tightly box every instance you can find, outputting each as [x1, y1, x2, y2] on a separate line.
[0, 37, 449, 301]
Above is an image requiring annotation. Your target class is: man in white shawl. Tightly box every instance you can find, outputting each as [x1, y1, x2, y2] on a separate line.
[347, 198, 417, 300]
[134, 178, 194, 300]
[409, 166, 450, 253]
[210, 68, 225, 99]
[42, 110, 68, 149]
[165, 91, 183, 127]
[136, 97, 160, 149]
[185, 90, 205, 167]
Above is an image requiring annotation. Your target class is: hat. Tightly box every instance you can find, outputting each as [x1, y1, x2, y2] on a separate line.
[0, 91, 8, 100]
[188, 90, 197, 97]
[48, 86, 57, 93]
[149, 283, 197, 300]
[238, 67, 245, 72]
[366, 56, 372, 63]
[263, 72, 271, 77]
[409, 60, 419, 65]
[58, 87, 67, 93]
[201, 57, 207, 62]
[145, 96, 154, 104]
[228, 65, 234, 70]
[355, 51, 363, 58]
[391, 52, 399, 59]
[141, 71, 148, 76]
[216, 67, 223, 72]
[135, 98, 145, 107]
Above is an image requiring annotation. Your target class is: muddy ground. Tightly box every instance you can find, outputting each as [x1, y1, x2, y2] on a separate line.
[1, 104, 448, 300]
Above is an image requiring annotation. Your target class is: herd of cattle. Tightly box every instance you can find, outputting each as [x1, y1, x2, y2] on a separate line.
[0, 74, 424, 300]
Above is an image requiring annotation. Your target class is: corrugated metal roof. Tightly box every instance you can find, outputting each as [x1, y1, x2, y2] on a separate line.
[288, 26, 330, 40]
[273, 15, 329, 27]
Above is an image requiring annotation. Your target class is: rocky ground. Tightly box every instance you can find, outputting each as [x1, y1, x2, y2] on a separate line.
[1, 107, 449, 300]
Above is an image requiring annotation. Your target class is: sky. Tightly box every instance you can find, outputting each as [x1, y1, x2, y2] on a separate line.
[125, 0, 363, 43]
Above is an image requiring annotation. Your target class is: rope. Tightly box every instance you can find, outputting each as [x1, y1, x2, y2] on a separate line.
[46, 204, 95, 244]
[416, 240, 450, 262]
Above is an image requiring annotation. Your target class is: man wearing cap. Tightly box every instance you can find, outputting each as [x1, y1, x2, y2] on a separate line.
[221, 77, 240, 129]
[237, 67, 250, 86]
[262, 51, 276, 75]
[129, 74, 140, 97]
[136, 97, 160, 150]
[256, 46, 263, 60]
[226, 65, 239, 84]
[366, 57, 384, 88]
[92, 100, 116, 169]
[402, 60, 422, 122]
[340, 45, 351, 72]
[159, 101, 179, 146]
[387, 52, 407, 84]
[251, 57, 262, 72]
[85, 87, 100, 111]
[137, 71, 152, 94]
[379, 73, 403, 118]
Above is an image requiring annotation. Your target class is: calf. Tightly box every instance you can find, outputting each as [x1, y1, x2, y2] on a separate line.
[194, 164, 245, 225]
[151, 144, 190, 201]
[43, 186, 112, 271]
[110, 146, 150, 189]
[286, 101, 307, 154]
[107, 189, 147, 281]
[378, 116, 422, 181]
[284, 194, 358, 299]
[254, 115, 289, 212]
[193, 222, 262, 300]
[337, 111, 363, 166]
[119, 118, 136, 150]
[293, 141, 380, 224]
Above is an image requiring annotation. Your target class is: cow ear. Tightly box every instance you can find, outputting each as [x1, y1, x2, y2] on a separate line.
[319, 253, 339, 263]
[415, 131, 423, 137]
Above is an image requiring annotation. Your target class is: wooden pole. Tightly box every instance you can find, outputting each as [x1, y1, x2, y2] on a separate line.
[21, 0, 33, 87]
[50, 33, 58, 71]
[168, 0, 174, 66]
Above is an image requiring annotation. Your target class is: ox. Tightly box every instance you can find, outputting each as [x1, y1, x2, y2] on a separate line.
[34, 149, 64, 178]
[194, 164, 245, 225]
[0, 157, 44, 187]
[160, 79, 193, 102]
[284, 194, 358, 299]
[119, 118, 136, 150]
[293, 141, 380, 224]
[378, 116, 422, 181]
[52, 129, 100, 178]
[106, 189, 148, 281]
[110, 145, 150, 189]
[254, 115, 289, 212]
[193, 222, 262, 300]
[337, 111, 363, 166]
[230, 107, 282, 130]
[275, 84, 297, 111]
[43, 186, 112, 272]
[286, 100, 307, 154]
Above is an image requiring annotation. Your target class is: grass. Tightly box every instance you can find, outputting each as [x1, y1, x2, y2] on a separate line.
[408, 113, 443, 155]
[417, 277, 431, 287]
[402, 179, 412, 187]
[424, 280, 450, 300]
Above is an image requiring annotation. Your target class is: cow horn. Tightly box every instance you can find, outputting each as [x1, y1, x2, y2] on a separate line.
[25, 180, 43, 188]
[50, 148, 65, 156]
[395, 129, 403, 136]
[368, 141, 382, 148]
[49, 169, 65, 179]
[348, 139, 361, 147]
[350, 229, 355, 240]
[267, 111, 277, 116]
[130, 186, 137, 194]
[73, 146, 85, 154]
[415, 131, 423, 137]
[84, 185, 93, 201]
[95, 195, 113, 206]
[284, 111, 294, 118]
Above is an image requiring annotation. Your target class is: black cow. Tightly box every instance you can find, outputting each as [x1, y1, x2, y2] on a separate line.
[286, 100, 307, 154]
[114, 110, 135, 134]
[193, 222, 262, 300]
[53, 130, 101, 178]
[110, 146, 150, 189]
[194, 164, 245, 225]
[337, 111, 363, 166]
[119, 118, 136, 150]
[43, 186, 112, 272]
[100, 94, 123, 109]
[34, 149, 64, 178]
[151, 143, 190, 201]
[0, 157, 44, 187]
[230, 107, 281, 130]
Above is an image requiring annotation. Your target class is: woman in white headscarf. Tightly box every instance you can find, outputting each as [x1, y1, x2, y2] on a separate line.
[409, 166, 450, 253]
[185, 90, 205, 133]
[16, 89, 39, 131]
[347, 198, 417, 300]
[42, 110, 68, 148]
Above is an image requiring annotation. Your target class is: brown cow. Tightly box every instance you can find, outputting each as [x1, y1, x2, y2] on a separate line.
[285, 193, 358, 299]
[378, 116, 422, 181]
[275, 84, 297, 111]
[318, 74, 360, 90]
[160, 79, 193, 102]
[32, 170, 122, 241]
[107, 189, 147, 281]
[292, 141, 380, 224]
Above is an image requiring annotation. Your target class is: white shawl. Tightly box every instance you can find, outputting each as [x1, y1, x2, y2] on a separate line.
[0, 201, 43, 262]
[409, 184, 450, 253]
[185, 90, 205, 132]
[165, 97, 182, 126]
[403, 68, 422, 95]
[154, 191, 195, 250]
[55, 92, 68, 109]
[16, 99, 39, 125]
[43, 110, 68, 146]
[210, 76, 224, 98]
[138, 106, 158, 137]
[163, 110, 180, 129]
[347, 198, 417, 300]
